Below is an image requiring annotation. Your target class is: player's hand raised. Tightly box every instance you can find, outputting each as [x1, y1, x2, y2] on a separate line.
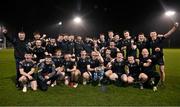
[174, 22, 179, 28]
[155, 47, 161, 52]
[2, 27, 7, 34]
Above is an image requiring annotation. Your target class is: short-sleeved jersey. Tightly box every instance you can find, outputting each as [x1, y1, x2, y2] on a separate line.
[19, 60, 36, 73]
[75, 41, 84, 57]
[57, 40, 68, 54]
[98, 40, 107, 49]
[126, 61, 140, 76]
[63, 60, 75, 70]
[122, 38, 137, 57]
[52, 56, 64, 67]
[107, 47, 118, 58]
[149, 36, 165, 54]
[67, 41, 75, 54]
[33, 47, 46, 60]
[39, 62, 56, 75]
[139, 56, 154, 74]
[88, 58, 101, 68]
[103, 57, 111, 67]
[77, 57, 90, 72]
[111, 59, 125, 74]
[115, 40, 123, 50]
[122, 38, 133, 50]
[83, 41, 93, 54]
[46, 44, 57, 55]
[136, 40, 150, 55]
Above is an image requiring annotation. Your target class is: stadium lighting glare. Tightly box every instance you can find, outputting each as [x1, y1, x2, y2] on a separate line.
[165, 11, 176, 17]
[73, 17, 82, 24]
[58, 21, 62, 25]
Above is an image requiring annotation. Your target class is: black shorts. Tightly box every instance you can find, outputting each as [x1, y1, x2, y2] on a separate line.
[144, 71, 158, 78]
[155, 56, 164, 65]
[116, 72, 124, 78]
[65, 72, 71, 77]
[21, 73, 36, 81]
[128, 73, 139, 80]
[79, 68, 86, 74]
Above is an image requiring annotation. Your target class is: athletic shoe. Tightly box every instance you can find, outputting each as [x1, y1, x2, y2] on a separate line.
[73, 83, 78, 88]
[51, 84, 55, 87]
[65, 80, 69, 86]
[153, 86, 158, 92]
[150, 80, 155, 86]
[150, 78, 155, 86]
[51, 81, 57, 87]
[83, 79, 87, 85]
[98, 82, 102, 87]
[139, 83, 144, 90]
[22, 86, 27, 93]
[69, 82, 74, 87]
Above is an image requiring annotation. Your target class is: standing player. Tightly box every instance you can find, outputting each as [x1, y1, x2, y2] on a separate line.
[107, 30, 114, 45]
[75, 36, 84, 57]
[136, 33, 150, 58]
[67, 35, 75, 55]
[2, 29, 29, 88]
[149, 22, 179, 85]
[57, 34, 68, 54]
[31, 40, 46, 63]
[19, 53, 37, 92]
[121, 30, 137, 58]
[107, 41, 120, 58]
[98, 33, 107, 49]
[84, 37, 93, 55]
[27, 32, 46, 49]
[45, 38, 57, 56]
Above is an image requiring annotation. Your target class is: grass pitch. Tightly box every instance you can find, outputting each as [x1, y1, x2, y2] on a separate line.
[0, 49, 180, 106]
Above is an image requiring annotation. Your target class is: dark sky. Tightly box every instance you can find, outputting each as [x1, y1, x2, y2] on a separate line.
[0, 0, 180, 45]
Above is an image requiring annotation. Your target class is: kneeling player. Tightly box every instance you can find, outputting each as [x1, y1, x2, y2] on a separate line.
[37, 55, 59, 91]
[125, 56, 140, 84]
[139, 48, 160, 91]
[52, 50, 65, 85]
[105, 52, 126, 84]
[19, 53, 37, 93]
[77, 50, 90, 85]
[86, 51, 104, 86]
[63, 54, 81, 88]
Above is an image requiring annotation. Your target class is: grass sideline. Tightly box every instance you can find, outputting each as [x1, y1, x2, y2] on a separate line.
[0, 49, 180, 106]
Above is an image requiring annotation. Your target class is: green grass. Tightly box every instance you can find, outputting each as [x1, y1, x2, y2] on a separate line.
[0, 49, 180, 106]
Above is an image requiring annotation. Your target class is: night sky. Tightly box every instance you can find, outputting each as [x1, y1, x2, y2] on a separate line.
[0, 0, 180, 47]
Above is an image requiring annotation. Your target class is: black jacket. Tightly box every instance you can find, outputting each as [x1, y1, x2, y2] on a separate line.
[4, 34, 28, 59]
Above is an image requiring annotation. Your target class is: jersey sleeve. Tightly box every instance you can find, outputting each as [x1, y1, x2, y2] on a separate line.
[19, 61, 24, 69]
[158, 35, 166, 41]
[32, 61, 37, 68]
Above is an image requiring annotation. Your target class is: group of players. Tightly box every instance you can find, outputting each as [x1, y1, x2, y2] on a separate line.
[1, 22, 179, 92]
